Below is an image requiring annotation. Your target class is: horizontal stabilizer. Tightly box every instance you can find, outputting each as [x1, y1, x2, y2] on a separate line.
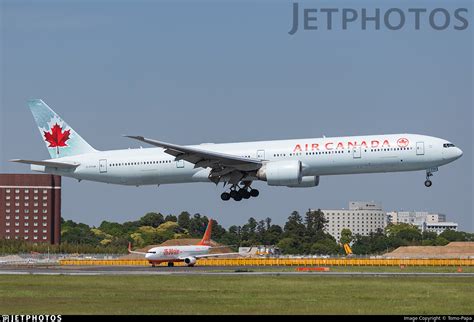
[128, 242, 147, 255]
[9, 159, 80, 169]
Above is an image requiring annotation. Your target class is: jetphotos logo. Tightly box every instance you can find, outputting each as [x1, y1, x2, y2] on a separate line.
[41, 116, 71, 156]
[293, 138, 409, 153]
[2, 315, 62, 322]
[288, 3, 469, 34]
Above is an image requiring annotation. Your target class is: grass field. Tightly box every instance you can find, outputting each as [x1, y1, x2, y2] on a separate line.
[0, 275, 473, 314]
[232, 265, 474, 273]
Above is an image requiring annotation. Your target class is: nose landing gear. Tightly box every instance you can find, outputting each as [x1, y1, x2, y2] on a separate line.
[424, 171, 433, 187]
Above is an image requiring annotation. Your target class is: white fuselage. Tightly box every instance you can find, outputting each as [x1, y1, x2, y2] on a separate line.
[145, 245, 210, 263]
[32, 133, 463, 186]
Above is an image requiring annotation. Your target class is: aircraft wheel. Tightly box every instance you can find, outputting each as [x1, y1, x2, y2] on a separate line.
[221, 192, 231, 201]
[238, 189, 251, 199]
[250, 189, 259, 197]
[230, 190, 238, 198]
[424, 180, 432, 187]
[233, 194, 242, 201]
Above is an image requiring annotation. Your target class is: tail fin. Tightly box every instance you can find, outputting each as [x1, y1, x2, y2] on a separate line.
[28, 99, 97, 159]
[197, 218, 213, 246]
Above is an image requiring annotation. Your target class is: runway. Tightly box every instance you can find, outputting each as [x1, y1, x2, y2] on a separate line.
[1, 265, 473, 276]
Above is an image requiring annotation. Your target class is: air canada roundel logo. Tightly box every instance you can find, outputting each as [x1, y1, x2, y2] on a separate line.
[397, 138, 409, 148]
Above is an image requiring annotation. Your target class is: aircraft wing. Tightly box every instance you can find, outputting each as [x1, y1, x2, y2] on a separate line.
[124, 135, 263, 184]
[10, 159, 80, 169]
[188, 252, 241, 259]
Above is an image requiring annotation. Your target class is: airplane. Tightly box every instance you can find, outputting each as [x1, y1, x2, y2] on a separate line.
[128, 218, 239, 267]
[11, 99, 463, 201]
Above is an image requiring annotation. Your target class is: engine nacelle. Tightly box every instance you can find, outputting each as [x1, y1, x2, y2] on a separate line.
[286, 176, 320, 188]
[257, 160, 302, 186]
[184, 257, 197, 266]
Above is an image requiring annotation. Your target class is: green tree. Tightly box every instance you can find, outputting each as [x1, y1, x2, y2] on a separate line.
[439, 229, 467, 242]
[256, 220, 266, 244]
[138, 212, 164, 228]
[310, 238, 341, 255]
[385, 223, 422, 245]
[277, 237, 300, 254]
[263, 225, 283, 245]
[305, 209, 328, 234]
[284, 211, 305, 238]
[220, 225, 240, 249]
[177, 211, 191, 230]
[210, 219, 227, 242]
[98, 221, 126, 237]
[434, 236, 449, 246]
[164, 214, 177, 222]
[241, 218, 258, 244]
[189, 213, 208, 237]
[340, 228, 353, 245]
[61, 222, 100, 245]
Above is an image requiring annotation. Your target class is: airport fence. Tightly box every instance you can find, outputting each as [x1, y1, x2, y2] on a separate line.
[59, 258, 474, 267]
[0, 253, 123, 266]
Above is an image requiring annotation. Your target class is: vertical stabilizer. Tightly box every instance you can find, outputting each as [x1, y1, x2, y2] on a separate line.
[197, 218, 213, 246]
[28, 99, 97, 159]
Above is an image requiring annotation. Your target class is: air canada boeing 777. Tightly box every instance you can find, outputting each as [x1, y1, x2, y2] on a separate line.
[11, 100, 463, 201]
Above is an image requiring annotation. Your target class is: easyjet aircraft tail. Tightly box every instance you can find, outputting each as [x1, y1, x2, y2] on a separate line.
[197, 218, 213, 246]
[28, 99, 97, 159]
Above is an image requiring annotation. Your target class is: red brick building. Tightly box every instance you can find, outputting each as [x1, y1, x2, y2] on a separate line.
[0, 174, 61, 244]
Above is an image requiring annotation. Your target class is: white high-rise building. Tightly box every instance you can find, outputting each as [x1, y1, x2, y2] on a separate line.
[386, 211, 456, 234]
[319, 201, 386, 242]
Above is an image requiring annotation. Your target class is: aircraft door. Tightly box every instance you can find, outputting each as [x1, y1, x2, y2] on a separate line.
[352, 147, 361, 159]
[257, 150, 265, 160]
[416, 142, 425, 155]
[176, 160, 184, 168]
[99, 159, 107, 173]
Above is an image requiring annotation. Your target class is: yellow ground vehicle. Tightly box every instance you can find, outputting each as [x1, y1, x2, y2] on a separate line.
[343, 243, 353, 256]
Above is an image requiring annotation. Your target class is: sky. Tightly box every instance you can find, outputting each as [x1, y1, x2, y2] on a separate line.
[1, 0, 472, 231]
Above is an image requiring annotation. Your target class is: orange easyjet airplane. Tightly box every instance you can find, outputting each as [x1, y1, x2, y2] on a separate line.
[128, 218, 240, 267]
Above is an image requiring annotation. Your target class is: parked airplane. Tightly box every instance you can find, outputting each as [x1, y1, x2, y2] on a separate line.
[12, 100, 463, 201]
[128, 218, 238, 267]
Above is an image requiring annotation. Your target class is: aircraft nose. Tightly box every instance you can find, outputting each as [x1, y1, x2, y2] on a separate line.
[455, 147, 463, 159]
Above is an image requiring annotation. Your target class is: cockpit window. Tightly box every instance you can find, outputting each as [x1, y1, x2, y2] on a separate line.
[443, 143, 455, 148]
[147, 251, 156, 254]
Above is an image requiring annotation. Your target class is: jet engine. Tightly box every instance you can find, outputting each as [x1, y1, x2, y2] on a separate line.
[184, 257, 197, 266]
[257, 160, 302, 186]
[286, 176, 320, 188]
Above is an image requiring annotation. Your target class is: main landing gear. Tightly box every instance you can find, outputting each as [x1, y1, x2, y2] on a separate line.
[221, 184, 259, 201]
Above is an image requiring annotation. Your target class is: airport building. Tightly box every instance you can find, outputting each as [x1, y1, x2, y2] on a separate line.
[0, 174, 61, 244]
[319, 201, 387, 242]
[387, 211, 458, 234]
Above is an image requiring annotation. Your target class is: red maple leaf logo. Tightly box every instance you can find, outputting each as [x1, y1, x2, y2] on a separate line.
[397, 138, 409, 148]
[44, 123, 70, 155]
